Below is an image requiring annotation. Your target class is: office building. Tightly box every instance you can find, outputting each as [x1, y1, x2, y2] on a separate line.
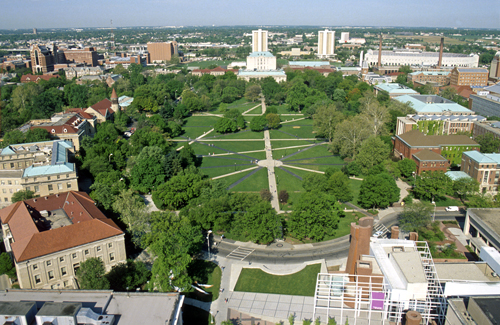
[395, 94, 474, 115]
[317, 29, 335, 58]
[469, 83, 500, 117]
[252, 29, 268, 52]
[373, 83, 419, 98]
[0, 140, 78, 205]
[450, 67, 488, 87]
[396, 114, 486, 136]
[407, 71, 450, 87]
[147, 41, 178, 63]
[364, 49, 479, 68]
[0, 191, 126, 289]
[461, 151, 500, 194]
[489, 52, 500, 81]
[31, 44, 57, 73]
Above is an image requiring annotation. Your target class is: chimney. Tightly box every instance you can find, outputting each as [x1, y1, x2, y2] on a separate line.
[359, 50, 364, 67]
[345, 217, 374, 275]
[378, 34, 382, 69]
[391, 226, 399, 239]
[405, 311, 422, 325]
[438, 37, 444, 68]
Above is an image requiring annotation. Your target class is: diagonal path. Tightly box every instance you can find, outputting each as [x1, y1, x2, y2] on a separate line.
[226, 167, 264, 190]
[279, 142, 326, 161]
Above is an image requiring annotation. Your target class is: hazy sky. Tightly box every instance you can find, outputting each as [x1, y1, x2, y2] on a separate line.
[0, 0, 499, 29]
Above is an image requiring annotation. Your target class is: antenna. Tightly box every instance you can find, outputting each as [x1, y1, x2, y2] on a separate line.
[110, 19, 115, 51]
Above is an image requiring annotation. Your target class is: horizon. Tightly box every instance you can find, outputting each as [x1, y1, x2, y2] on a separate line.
[1, 0, 499, 30]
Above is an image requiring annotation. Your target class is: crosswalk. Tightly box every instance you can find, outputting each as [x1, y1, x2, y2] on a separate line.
[226, 247, 255, 261]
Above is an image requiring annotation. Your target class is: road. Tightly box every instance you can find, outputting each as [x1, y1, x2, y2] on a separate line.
[209, 211, 465, 264]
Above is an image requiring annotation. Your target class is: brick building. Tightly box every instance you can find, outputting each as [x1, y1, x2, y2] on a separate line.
[59, 47, 99, 67]
[20, 74, 59, 84]
[461, 151, 500, 193]
[30, 45, 99, 73]
[0, 191, 126, 289]
[0, 140, 78, 206]
[450, 67, 488, 87]
[191, 66, 238, 77]
[147, 41, 178, 63]
[393, 130, 479, 174]
[395, 114, 486, 136]
[407, 71, 450, 87]
[31, 44, 56, 73]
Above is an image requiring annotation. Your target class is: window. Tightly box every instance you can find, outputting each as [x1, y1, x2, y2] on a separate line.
[67, 182, 72, 188]
[72, 253, 77, 259]
[2, 189, 5, 194]
[3, 198, 7, 202]
[58, 183, 63, 190]
[34, 186, 39, 192]
[109, 253, 115, 261]
[34, 275, 41, 284]
[108, 243, 113, 248]
[96, 246, 101, 252]
[26, 187, 30, 191]
[61, 267, 67, 276]
[10, 163, 14, 168]
[57, 175, 60, 179]
[46, 260, 52, 267]
[48, 184, 53, 191]
[59, 257, 65, 263]
[7, 180, 11, 185]
[47, 176, 51, 181]
[63, 280, 69, 287]
[48, 271, 54, 280]
[84, 249, 89, 255]
[33, 264, 38, 270]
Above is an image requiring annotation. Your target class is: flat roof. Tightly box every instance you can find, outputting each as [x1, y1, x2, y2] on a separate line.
[392, 251, 427, 283]
[0, 301, 36, 316]
[445, 171, 472, 181]
[37, 302, 81, 317]
[435, 262, 494, 282]
[471, 296, 500, 324]
[468, 209, 500, 241]
[395, 95, 473, 114]
[375, 83, 419, 94]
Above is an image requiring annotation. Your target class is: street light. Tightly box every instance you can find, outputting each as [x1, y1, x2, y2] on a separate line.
[108, 153, 113, 162]
[432, 200, 436, 222]
[207, 230, 212, 259]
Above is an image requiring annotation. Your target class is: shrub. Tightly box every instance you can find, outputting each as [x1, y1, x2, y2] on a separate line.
[260, 188, 272, 201]
[278, 190, 289, 203]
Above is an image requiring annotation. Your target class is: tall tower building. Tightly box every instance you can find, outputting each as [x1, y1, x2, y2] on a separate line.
[252, 29, 268, 52]
[317, 29, 335, 58]
[490, 52, 500, 80]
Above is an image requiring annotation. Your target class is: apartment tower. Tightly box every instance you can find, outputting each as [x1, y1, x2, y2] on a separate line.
[317, 29, 335, 58]
[252, 29, 268, 52]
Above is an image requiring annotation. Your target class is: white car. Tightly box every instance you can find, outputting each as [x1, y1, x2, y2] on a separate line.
[445, 206, 459, 212]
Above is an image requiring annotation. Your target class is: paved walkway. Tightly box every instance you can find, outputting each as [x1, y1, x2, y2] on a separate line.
[262, 130, 281, 212]
[242, 103, 262, 115]
[176, 128, 215, 151]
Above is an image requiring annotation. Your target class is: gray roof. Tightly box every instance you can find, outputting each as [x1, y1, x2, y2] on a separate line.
[37, 302, 82, 317]
[456, 68, 488, 73]
[0, 301, 36, 316]
[248, 51, 274, 57]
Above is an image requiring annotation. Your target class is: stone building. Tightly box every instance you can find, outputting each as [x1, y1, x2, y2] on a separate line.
[461, 151, 500, 194]
[147, 41, 178, 63]
[450, 67, 489, 87]
[0, 140, 78, 206]
[0, 191, 126, 289]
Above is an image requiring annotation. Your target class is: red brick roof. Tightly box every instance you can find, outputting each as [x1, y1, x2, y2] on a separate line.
[90, 98, 112, 116]
[30, 113, 83, 134]
[0, 191, 123, 262]
[21, 74, 59, 83]
[65, 108, 94, 119]
[192, 66, 238, 74]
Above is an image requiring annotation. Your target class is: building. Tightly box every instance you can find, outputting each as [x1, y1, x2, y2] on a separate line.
[252, 29, 268, 52]
[450, 67, 488, 87]
[64, 66, 105, 79]
[59, 47, 99, 67]
[278, 48, 311, 57]
[407, 71, 450, 87]
[191, 66, 238, 77]
[396, 114, 486, 136]
[489, 51, 500, 81]
[238, 70, 286, 83]
[83, 89, 120, 122]
[31, 44, 56, 73]
[147, 41, 178, 63]
[373, 83, 419, 98]
[473, 120, 500, 143]
[246, 51, 277, 71]
[27, 112, 95, 151]
[286, 66, 335, 77]
[405, 43, 426, 51]
[104, 56, 142, 69]
[461, 151, 500, 194]
[395, 94, 475, 115]
[393, 130, 479, 172]
[20, 74, 59, 83]
[464, 208, 500, 252]
[339, 32, 349, 43]
[446, 296, 500, 325]
[0, 290, 183, 325]
[0, 140, 78, 205]
[317, 29, 335, 58]
[363, 49, 479, 68]
[0, 191, 126, 289]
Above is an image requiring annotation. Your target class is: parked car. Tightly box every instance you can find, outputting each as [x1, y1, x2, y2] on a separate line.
[445, 206, 459, 212]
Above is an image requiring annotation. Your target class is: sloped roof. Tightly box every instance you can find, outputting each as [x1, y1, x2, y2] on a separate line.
[90, 98, 112, 116]
[463, 151, 500, 164]
[65, 108, 94, 119]
[0, 191, 123, 262]
[412, 149, 447, 161]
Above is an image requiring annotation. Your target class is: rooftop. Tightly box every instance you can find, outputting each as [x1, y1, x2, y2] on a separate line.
[0, 301, 36, 316]
[455, 68, 488, 73]
[395, 95, 473, 114]
[468, 209, 500, 243]
[38, 302, 81, 317]
[435, 262, 499, 282]
[239, 70, 286, 76]
[445, 171, 472, 181]
[409, 71, 450, 76]
[375, 83, 419, 94]
[397, 130, 479, 147]
[288, 61, 330, 67]
[392, 250, 427, 284]
[463, 151, 500, 164]
[412, 149, 448, 161]
[248, 51, 275, 57]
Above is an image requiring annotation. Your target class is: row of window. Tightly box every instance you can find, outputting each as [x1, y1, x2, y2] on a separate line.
[1, 161, 31, 169]
[32, 243, 113, 271]
[1, 180, 19, 185]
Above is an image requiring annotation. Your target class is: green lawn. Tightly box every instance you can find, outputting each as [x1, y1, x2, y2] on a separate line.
[200, 140, 265, 154]
[177, 127, 214, 140]
[190, 142, 227, 156]
[244, 104, 262, 114]
[209, 130, 264, 140]
[213, 168, 258, 187]
[281, 118, 311, 125]
[234, 264, 320, 296]
[184, 60, 235, 68]
[281, 144, 333, 161]
[230, 167, 269, 192]
[223, 98, 259, 114]
[280, 191, 302, 211]
[201, 166, 257, 179]
[271, 141, 316, 150]
[336, 212, 364, 238]
[187, 260, 222, 302]
[276, 125, 317, 139]
[184, 116, 221, 127]
[200, 156, 256, 168]
[434, 197, 463, 207]
[349, 179, 363, 206]
[275, 167, 306, 192]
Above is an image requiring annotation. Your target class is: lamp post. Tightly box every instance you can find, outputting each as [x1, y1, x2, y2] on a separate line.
[108, 153, 113, 162]
[432, 200, 436, 222]
[207, 230, 212, 259]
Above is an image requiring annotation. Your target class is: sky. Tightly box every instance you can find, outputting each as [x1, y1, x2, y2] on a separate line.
[0, 0, 499, 30]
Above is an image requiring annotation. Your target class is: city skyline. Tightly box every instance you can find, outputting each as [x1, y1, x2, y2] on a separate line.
[0, 0, 499, 30]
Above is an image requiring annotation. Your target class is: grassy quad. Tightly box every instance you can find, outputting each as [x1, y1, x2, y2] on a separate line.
[229, 167, 269, 192]
[234, 264, 321, 296]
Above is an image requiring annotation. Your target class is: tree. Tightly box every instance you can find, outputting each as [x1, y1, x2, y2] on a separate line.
[476, 133, 500, 153]
[332, 115, 370, 158]
[266, 113, 281, 129]
[112, 189, 149, 245]
[106, 260, 151, 291]
[250, 115, 268, 132]
[11, 190, 35, 203]
[143, 212, 204, 292]
[25, 128, 51, 143]
[359, 92, 389, 136]
[358, 173, 400, 209]
[355, 136, 390, 174]
[398, 201, 433, 232]
[214, 118, 237, 133]
[233, 201, 280, 244]
[453, 177, 479, 201]
[313, 104, 344, 142]
[244, 84, 261, 102]
[326, 171, 352, 202]
[302, 173, 327, 192]
[130, 146, 168, 193]
[290, 191, 344, 241]
[260, 188, 272, 201]
[278, 190, 289, 203]
[0, 253, 16, 279]
[178, 143, 197, 168]
[76, 257, 110, 290]
[398, 158, 417, 178]
[413, 171, 452, 201]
